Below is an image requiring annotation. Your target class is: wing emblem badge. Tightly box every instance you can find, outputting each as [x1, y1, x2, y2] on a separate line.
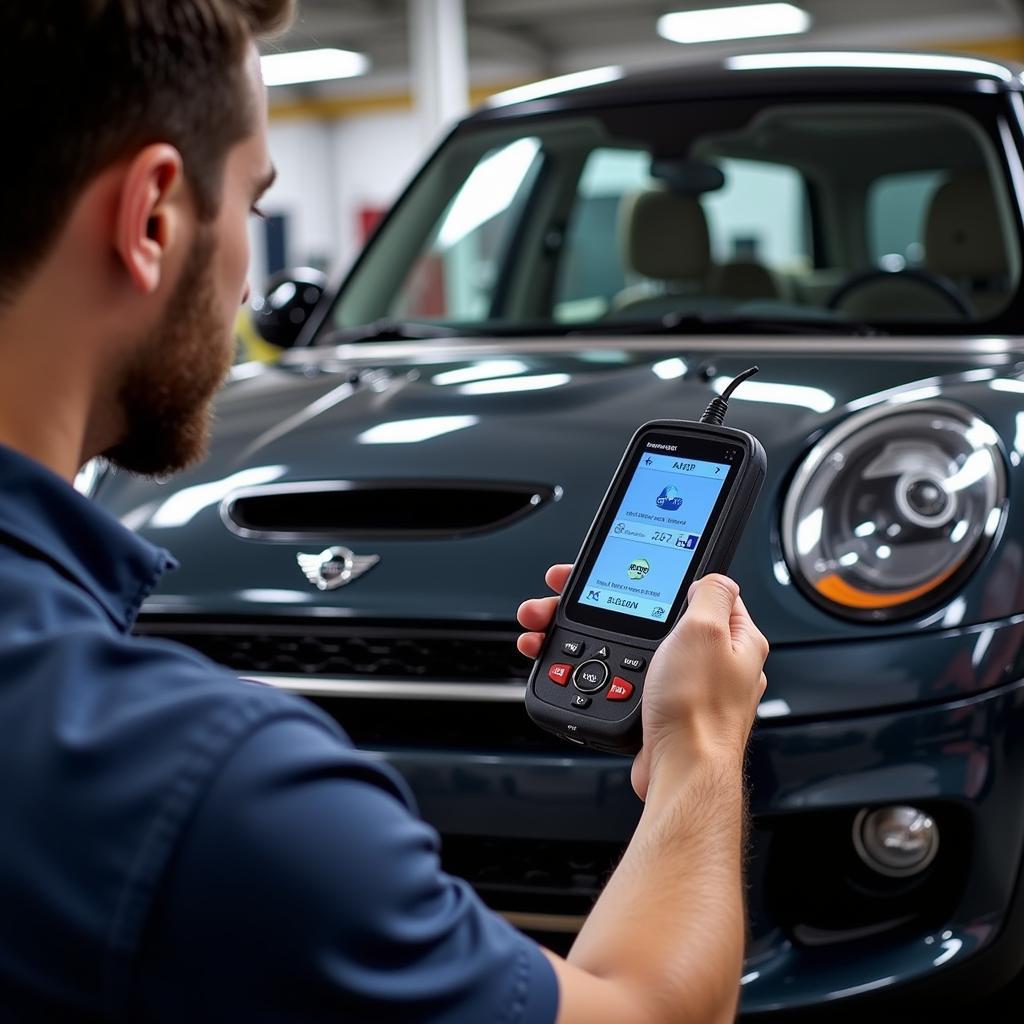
[297, 546, 380, 591]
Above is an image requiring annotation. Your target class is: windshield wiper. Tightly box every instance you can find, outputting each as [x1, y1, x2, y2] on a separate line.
[574, 312, 887, 338]
[323, 318, 465, 345]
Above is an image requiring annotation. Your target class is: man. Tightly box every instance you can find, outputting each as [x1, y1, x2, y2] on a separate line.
[0, 2, 769, 1022]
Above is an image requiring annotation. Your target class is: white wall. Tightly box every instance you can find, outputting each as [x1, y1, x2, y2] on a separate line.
[248, 109, 423, 292]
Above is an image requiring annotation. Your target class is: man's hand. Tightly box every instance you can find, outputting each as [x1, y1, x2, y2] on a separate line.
[516, 562, 572, 661]
[518, 567, 769, 1024]
[517, 567, 768, 799]
[632, 574, 767, 799]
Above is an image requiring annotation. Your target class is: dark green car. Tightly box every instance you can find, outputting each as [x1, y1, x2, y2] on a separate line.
[93, 50, 1024, 1014]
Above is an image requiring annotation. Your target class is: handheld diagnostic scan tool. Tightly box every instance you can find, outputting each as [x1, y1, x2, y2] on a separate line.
[525, 368, 767, 755]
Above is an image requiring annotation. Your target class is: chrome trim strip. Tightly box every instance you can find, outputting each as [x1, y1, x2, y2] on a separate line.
[245, 675, 528, 702]
[282, 335, 1024, 367]
[501, 911, 586, 934]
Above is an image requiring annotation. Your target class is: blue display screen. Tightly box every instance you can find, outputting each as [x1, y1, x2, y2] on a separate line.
[577, 451, 731, 623]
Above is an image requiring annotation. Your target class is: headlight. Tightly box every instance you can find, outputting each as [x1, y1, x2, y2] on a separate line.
[782, 401, 1006, 621]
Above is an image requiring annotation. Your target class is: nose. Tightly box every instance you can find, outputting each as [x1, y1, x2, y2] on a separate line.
[241, 279, 252, 306]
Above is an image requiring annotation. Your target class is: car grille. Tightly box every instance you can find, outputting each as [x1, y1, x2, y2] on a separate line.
[134, 619, 591, 755]
[135, 619, 529, 681]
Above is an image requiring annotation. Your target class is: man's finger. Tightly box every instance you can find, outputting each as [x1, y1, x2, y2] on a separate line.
[544, 564, 573, 595]
[517, 595, 559, 632]
[517, 632, 545, 659]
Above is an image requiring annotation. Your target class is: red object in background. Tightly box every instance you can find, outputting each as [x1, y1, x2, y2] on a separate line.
[358, 206, 386, 242]
[357, 204, 446, 317]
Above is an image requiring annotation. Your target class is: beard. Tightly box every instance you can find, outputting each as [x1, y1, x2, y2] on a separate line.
[103, 229, 235, 477]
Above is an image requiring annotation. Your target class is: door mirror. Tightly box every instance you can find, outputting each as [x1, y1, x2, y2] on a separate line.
[252, 268, 328, 350]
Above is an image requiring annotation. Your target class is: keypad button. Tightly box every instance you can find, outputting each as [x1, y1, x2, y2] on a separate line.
[607, 677, 635, 701]
[548, 663, 572, 686]
[595, 645, 610, 659]
[571, 694, 592, 709]
[573, 660, 609, 693]
[621, 654, 646, 672]
[562, 639, 585, 658]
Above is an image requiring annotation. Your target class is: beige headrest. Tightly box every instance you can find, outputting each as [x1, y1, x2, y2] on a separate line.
[707, 260, 779, 300]
[619, 189, 711, 281]
[925, 172, 1009, 278]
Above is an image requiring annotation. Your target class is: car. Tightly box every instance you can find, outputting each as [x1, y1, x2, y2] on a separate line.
[90, 50, 1024, 1015]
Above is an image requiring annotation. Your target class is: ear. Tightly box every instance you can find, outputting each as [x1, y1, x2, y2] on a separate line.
[114, 144, 187, 295]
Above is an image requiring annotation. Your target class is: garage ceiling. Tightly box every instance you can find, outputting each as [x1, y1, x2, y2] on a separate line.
[270, 0, 1024, 92]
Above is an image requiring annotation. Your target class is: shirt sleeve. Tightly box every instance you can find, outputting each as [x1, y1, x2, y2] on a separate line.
[128, 714, 559, 1024]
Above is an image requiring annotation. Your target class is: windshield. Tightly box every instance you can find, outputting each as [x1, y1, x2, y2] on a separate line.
[330, 95, 1022, 337]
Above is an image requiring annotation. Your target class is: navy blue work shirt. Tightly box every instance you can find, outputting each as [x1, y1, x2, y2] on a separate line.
[0, 444, 558, 1023]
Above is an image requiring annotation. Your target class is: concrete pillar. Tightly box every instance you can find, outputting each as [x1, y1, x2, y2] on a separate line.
[409, 0, 470, 148]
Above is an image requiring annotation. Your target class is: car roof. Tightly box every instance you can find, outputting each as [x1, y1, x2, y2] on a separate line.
[467, 50, 1024, 125]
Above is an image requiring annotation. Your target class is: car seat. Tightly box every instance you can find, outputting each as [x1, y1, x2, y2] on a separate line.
[833, 171, 1011, 321]
[612, 188, 780, 317]
[612, 188, 713, 317]
[706, 259, 781, 301]
[924, 170, 1012, 318]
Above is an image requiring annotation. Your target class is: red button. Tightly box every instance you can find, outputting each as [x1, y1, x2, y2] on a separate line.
[548, 663, 572, 686]
[606, 677, 634, 701]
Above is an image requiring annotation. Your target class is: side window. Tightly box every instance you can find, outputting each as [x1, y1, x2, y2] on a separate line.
[700, 158, 811, 271]
[868, 170, 948, 269]
[392, 138, 543, 322]
[552, 148, 654, 322]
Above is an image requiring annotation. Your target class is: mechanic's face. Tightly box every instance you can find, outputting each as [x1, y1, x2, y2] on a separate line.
[105, 50, 274, 476]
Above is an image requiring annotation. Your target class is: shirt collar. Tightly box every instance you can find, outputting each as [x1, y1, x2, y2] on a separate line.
[0, 444, 177, 632]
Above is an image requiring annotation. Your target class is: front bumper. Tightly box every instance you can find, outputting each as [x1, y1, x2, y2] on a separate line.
[364, 677, 1024, 1014]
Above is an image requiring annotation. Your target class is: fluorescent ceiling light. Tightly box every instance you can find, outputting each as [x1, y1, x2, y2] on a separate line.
[357, 416, 478, 445]
[459, 373, 571, 395]
[488, 66, 624, 107]
[149, 465, 286, 529]
[432, 360, 529, 386]
[261, 48, 369, 88]
[652, 357, 688, 380]
[658, 4, 810, 45]
[727, 51, 1014, 81]
[712, 376, 835, 413]
[990, 377, 1024, 393]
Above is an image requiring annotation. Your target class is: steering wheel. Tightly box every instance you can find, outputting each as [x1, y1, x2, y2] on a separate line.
[826, 268, 974, 318]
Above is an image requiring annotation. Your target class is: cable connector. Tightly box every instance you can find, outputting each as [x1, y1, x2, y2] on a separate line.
[699, 365, 759, 426]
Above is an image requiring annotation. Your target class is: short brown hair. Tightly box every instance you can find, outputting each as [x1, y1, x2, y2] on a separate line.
[0, 1, 295, 301]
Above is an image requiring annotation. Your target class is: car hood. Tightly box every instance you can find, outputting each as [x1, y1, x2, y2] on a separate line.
[96, 335, 1024, 645]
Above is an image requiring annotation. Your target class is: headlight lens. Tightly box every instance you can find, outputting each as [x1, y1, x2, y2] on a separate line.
[782, 402, 1006, 621]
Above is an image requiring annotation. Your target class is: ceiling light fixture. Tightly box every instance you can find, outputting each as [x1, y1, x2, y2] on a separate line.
[260, 48, 370, 88]
[658, 3, 811, 45]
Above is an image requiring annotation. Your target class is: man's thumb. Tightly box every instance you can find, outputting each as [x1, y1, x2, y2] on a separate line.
[685, 574, 740, 624]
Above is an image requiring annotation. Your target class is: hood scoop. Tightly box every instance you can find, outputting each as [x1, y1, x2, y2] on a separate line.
[222, 480, 560, 541]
